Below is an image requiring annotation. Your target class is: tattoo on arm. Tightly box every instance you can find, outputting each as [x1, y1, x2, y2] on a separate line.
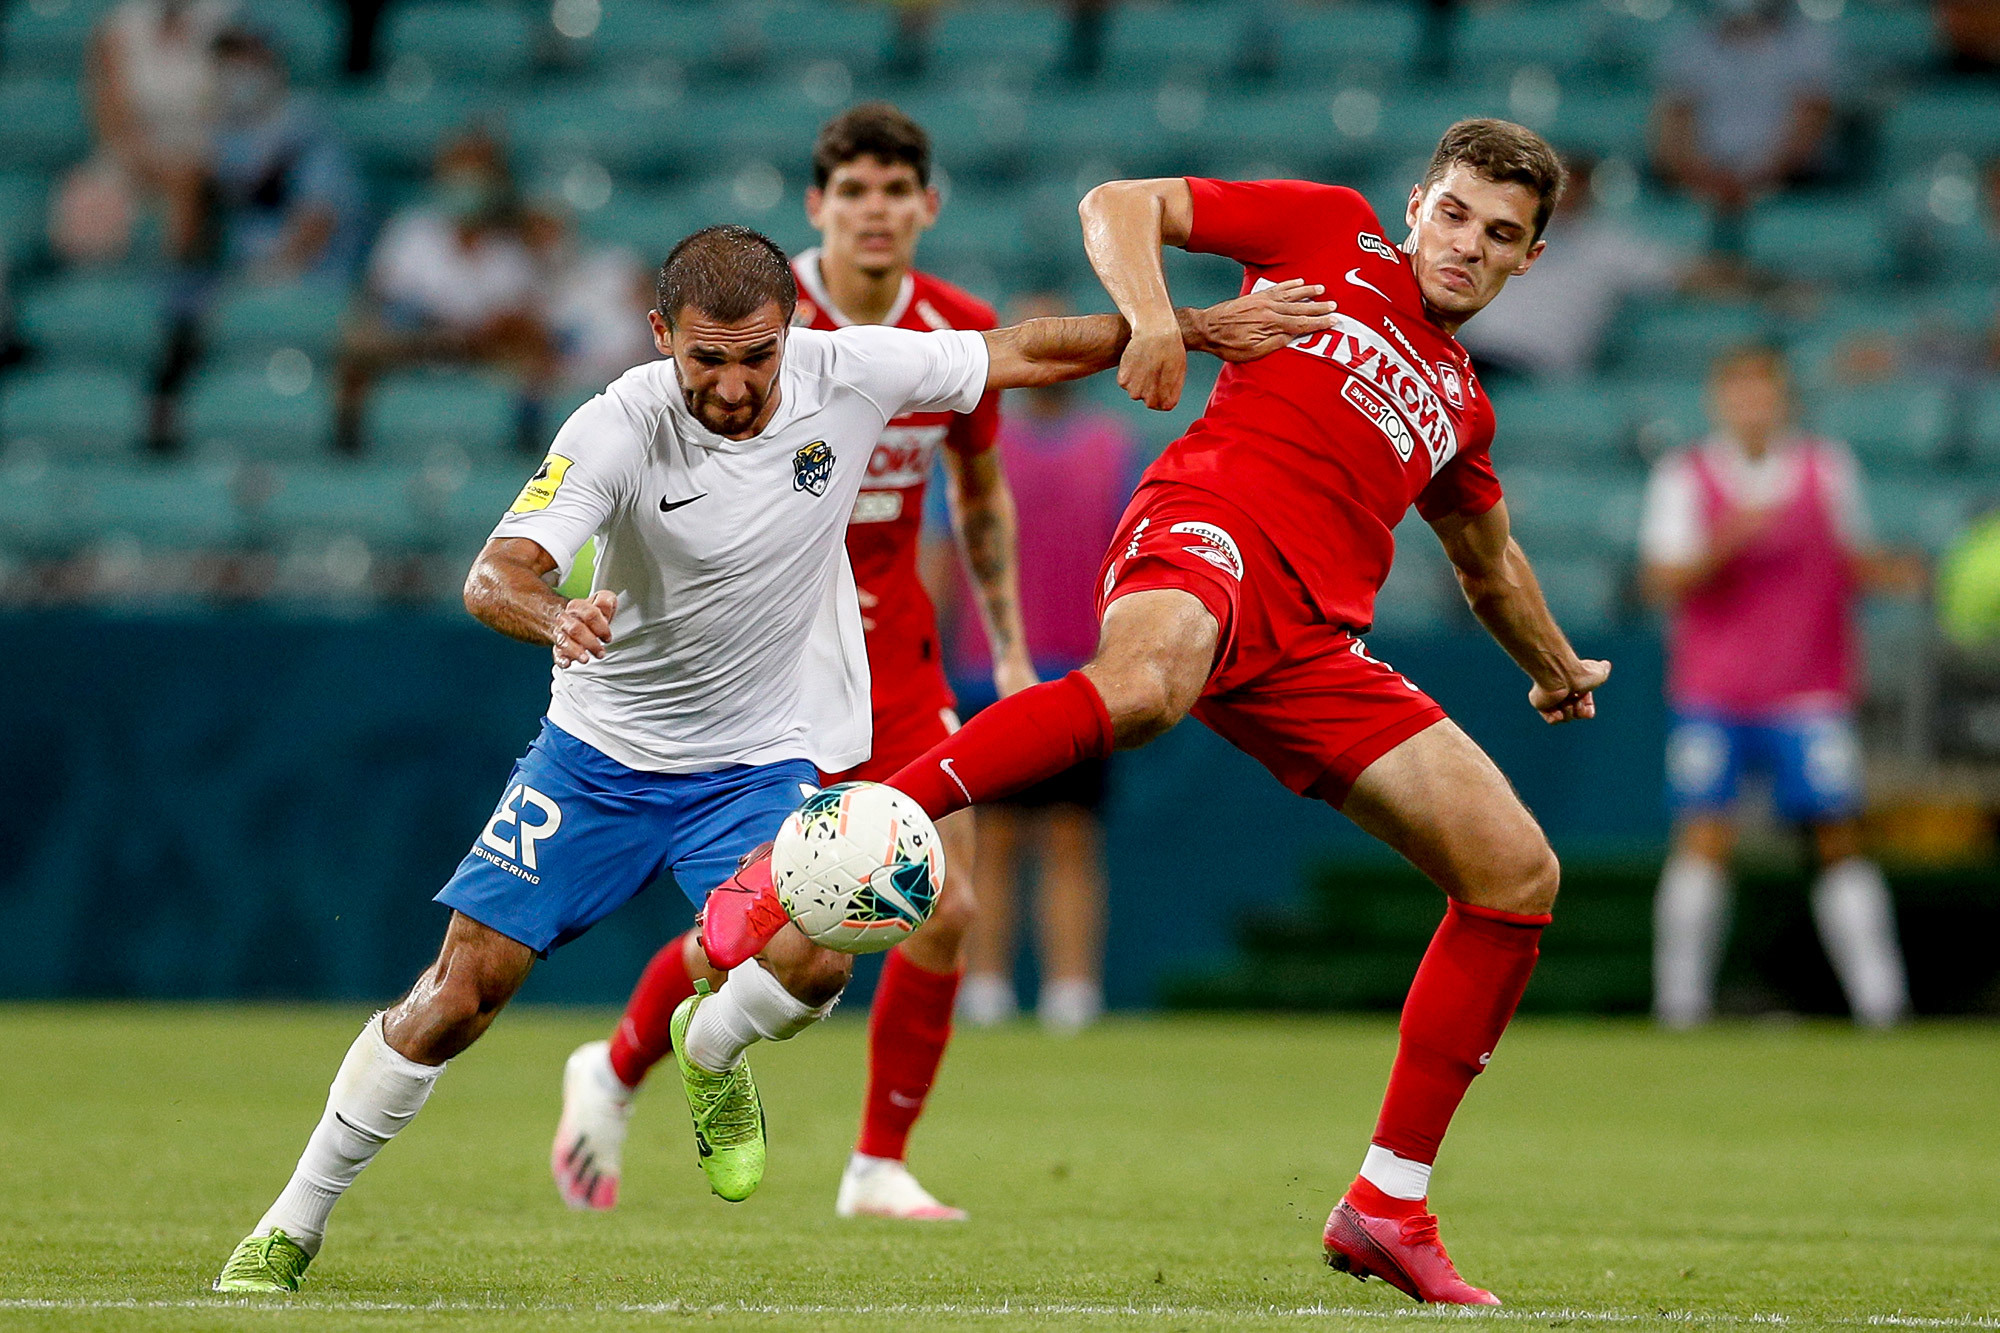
[948, 454, 1027, 659]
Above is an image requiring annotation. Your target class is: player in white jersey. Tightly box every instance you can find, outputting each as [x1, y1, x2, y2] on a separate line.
[212, 225, 1337, 1293]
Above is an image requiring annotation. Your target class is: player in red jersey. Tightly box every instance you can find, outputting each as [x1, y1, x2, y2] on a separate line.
[552, 103, 1034, 1222]
[736, 118, 1608, 1303]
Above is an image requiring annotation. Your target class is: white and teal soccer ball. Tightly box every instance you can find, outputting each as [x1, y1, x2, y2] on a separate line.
[772, 782, 944, 954]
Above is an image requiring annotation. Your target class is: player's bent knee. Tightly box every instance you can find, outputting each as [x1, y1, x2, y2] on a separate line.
[1491, 840, 1560, 917]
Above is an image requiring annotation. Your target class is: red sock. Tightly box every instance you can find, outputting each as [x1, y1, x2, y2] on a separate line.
[856, 948, 962, 1161]
[607, 928, 700, 1088]
[887, 670, 1113, 821]
[1371, 900, 1549, 1165]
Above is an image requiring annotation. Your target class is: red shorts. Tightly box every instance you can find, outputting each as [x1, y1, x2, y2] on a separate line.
[821, 660, 959, 785]
[1096, 482, 1445, 804]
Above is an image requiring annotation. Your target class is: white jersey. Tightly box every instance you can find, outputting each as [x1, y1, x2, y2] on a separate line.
[490, 324, 991, 775]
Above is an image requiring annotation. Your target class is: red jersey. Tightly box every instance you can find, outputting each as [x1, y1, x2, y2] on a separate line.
[791, 249, 1001, 712]
[1145, 179, 1504, 632]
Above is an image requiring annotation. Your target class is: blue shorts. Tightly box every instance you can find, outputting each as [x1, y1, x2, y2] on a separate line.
[1665, 710, 1862, 823]
[435, 719, 818, 953]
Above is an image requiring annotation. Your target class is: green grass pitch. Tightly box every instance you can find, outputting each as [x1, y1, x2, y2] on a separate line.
[1, 1006, 1995, 1332]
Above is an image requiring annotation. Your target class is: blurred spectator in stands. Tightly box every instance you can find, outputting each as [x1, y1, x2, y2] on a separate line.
[1641, 344, 1921, 1030]
[61, 0, 237, 265]
[521, 204, 656, 395]
[335, 131, 551, 453]
[206, 29, 364, 282]
[948, 298, 1139, 1032]
[1460, 156, 1690, 381]
[1939, 1, 2000, 75]
[1653, 0, 1837, 253]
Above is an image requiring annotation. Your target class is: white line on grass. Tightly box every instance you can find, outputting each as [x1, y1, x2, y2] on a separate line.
[2, 1299, 1997, 1327]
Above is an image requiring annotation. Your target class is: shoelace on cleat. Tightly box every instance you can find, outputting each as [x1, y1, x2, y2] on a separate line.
[222, 1234, 307, 1285]
[689, 1062, 761, 1148]
[1399, 1213, 1444, 1251]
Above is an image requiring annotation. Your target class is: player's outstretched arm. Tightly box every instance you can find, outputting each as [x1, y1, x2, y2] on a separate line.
[1429, 501, 1611, 725]
[979, 282, 1334, 394]
[464, 536, 618, 669]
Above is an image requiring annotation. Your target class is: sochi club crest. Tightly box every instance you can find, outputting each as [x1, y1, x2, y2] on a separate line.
[792, 440, 834, 496]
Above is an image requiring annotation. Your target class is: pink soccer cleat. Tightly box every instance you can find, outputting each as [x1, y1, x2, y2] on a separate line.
[1323, 1182, 1500, 1305]
[698, 842, 789, 971]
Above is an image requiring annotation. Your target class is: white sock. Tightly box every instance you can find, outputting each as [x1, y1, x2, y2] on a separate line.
[1812, 857, 1910, 1028]
[957, 973, 1017, 1027]
[1359, 1144, 1432, 1201]
[585, 1040, 634, 1102]
[1654, 853, 1729, 1027]
[1038, 978, 1102, 1034]
[683, 963, 838, 1074]
[254, 1014, 445, 1255]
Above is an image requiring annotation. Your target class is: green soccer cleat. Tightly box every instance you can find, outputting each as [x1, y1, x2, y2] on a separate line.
[670, 980, 767, 1202]
[212, 1229, 312, 1293]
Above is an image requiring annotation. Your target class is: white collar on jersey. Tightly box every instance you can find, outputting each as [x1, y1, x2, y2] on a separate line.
[792, 246, 915, 328]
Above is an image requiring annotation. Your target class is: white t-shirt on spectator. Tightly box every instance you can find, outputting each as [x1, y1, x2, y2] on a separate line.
[1658, 17, 1837, 178]
[490, 325, 991, 775]
[1640, 433, 1870, 569]
[370, 210, 540, 330]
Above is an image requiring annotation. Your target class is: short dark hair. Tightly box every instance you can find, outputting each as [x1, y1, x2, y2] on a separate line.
[1421, 118, 1567, 240]
[812, 101, 930, 189]
[655, 224, 797, 329]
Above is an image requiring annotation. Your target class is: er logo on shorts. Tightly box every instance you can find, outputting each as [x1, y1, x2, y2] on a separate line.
[478, 783, 563, 876]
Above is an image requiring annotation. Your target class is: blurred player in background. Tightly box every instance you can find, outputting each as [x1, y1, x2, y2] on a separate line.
[1641, 344, 1918, 1029]
[214, 224, 1336, 1293]
[754, 120, 1608, 1305]
[946, 301, 1141, 1032]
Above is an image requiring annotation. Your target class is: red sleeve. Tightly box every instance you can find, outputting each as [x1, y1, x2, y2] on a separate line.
[1416, 448, 1503, 522]
[947, 387, 1002, 456]
[1184, 178, 1365, 268]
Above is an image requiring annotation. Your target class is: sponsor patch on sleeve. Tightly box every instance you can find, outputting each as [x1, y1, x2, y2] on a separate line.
[1169, 520, 1244, 580]
[509, 455, 573, 514]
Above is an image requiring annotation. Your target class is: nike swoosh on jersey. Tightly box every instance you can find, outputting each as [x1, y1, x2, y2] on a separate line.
[1344, 268, 1391, 301]
[659, 493, 707, 512]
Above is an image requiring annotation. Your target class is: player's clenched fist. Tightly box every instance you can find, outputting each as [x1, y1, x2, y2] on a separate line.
[1529, 658, 1612, 725]
[553, 589, 618, 668]
[1118, 322, 1187, 412]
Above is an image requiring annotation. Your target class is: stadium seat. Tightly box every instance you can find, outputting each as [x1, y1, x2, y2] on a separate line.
[205, 282, 350, 360]
[437, 465, 538, 549]
[328, 84, 499, 177]
[1615, 300, 1770, 379]
[383, 1, 537, 83]
[1744, 198, 1894, 284]
[255, 463, 428, 548]
[1812, 383, 1953, 471]
[1456, 5, 1598, 74]
[1868, 477, 1968, 557]
[583, 0, 732, 68]
[573, 186, 695, 261]
[1487, 385, 1632, 466]
[1270, 5, 1422, 83]
[1544, 89, 1651, 161]
[364, 373, 522, 463]
[0, 77, 89, 172]
[1099, 2, 1253, 83]
[929, 3, 1064, 76]
[0, 172, 47, 269]
[183, 363, 336, 460]
[1836, 4, 1940, 80]
[257, 0, 344, 84]
[15, 272, 168, 366]
[0, 367, 148, 458]
[1501, 465, 1646, 553]
[1880, 90, 2000, 172]
[68, 460, 247, 549]
[507, 82, 697, 180]
[1611, 377, 1710, 455]
[1373, 526, 1458, 634]
[0, 0, 115, 78]
[1965, 383, 2000, 468]
[1371, 89, 1509, 159]
[1529, 553, 1623, 635]
[755, 2, 897, 73]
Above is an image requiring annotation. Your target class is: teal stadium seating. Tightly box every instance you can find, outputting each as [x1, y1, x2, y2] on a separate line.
[183, 363, 337, 460]
[1456, 5, 1598, 74]
[1869, 477, 1969, 556]
[1882, 90, 2000, 172]
[583, 0, 734, 69]
[929, 3, 1065, 75]
[0, 77, 89, 172]
[384, 1, 537, 83]
[1487, 385, 1632, 465]
[1813, 383, 1955, 471]
[1270, 5, 1423, 83]
[0, 173, 47, 270]
[205, 282, 351, 360]
[0, 367, 147, 458]
[1745, 198, 1895, 284]
[363, 373, 522, 463]
[16, 271, 167, 365]
[255, 464, 428, 548]
[67, 461, 247, 550]
[0, 0, 114, 78]
[1099, 2, 1253, 83]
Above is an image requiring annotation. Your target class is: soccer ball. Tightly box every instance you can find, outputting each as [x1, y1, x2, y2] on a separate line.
[772, 782, 944, 954]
